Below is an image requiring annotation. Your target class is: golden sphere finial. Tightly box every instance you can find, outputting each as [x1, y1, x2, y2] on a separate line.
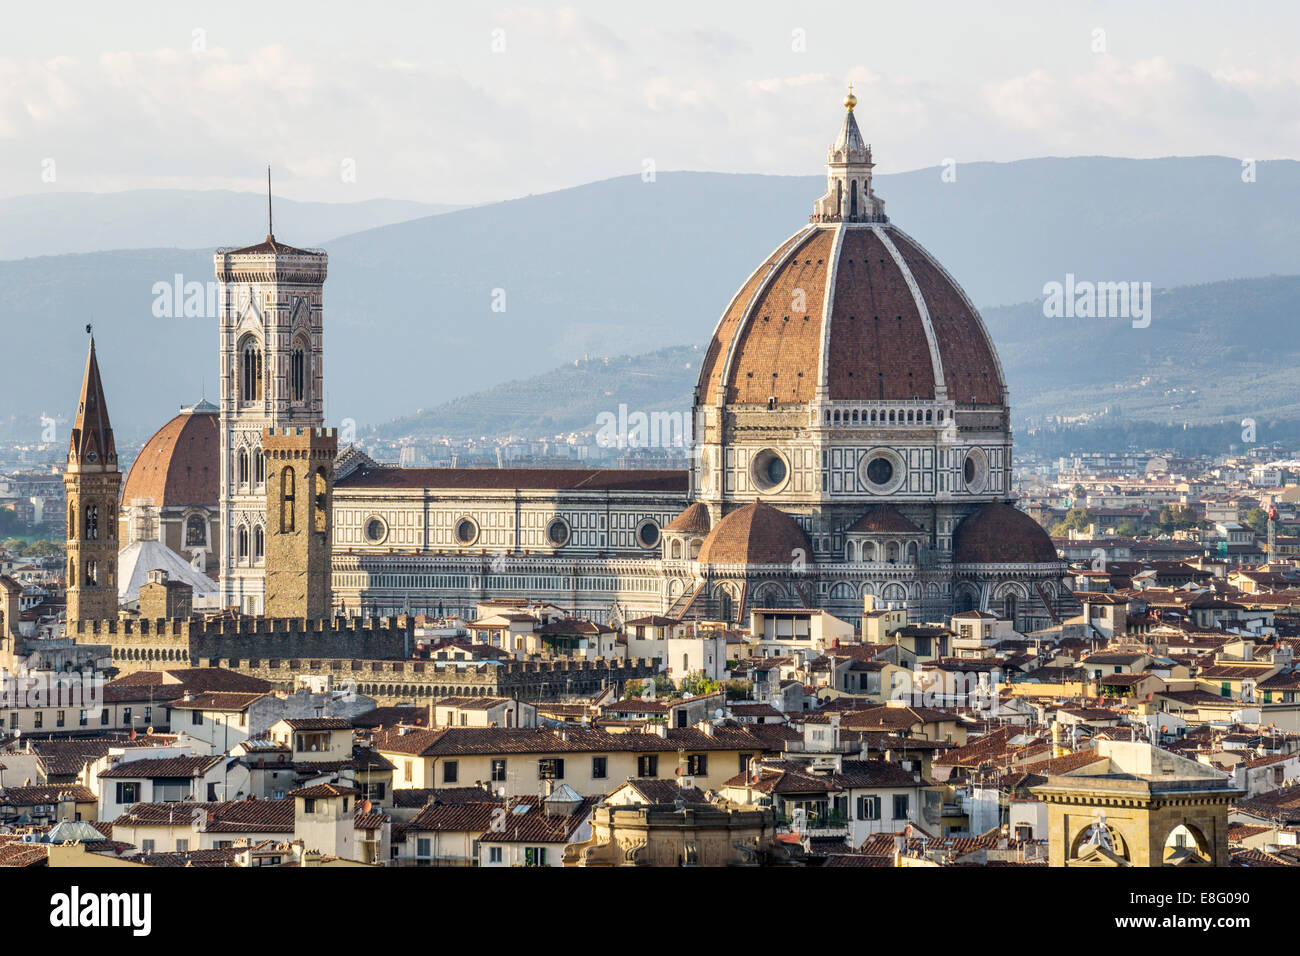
[844, 83, 857, 111]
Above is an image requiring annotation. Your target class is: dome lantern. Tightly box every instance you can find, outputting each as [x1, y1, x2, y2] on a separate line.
[813, 86, 886, 223]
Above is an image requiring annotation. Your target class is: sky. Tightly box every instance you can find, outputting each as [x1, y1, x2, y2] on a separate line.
[2, 0, 1298, 205]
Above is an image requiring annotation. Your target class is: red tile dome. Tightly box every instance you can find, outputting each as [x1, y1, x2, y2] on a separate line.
[120, 401, 219, 508]
[664, 502, 711, 534]
[695, 222, 1006, 408]
[697, 501, 814, 566]
[953, 502, 1059, 564]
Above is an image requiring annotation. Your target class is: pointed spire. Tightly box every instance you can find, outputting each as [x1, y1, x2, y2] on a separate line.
[68, 332, 116, 472]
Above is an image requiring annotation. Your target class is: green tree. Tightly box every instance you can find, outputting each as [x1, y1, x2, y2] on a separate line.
[1244, 508, 1269, 535]
[680, 671, 722, 697]
[1049, 507, 1092, 537]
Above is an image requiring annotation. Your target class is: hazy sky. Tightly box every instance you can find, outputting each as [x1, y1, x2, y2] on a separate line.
[3, 1, 1297, 204]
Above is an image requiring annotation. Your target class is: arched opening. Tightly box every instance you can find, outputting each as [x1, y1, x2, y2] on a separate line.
[237, 448, 249, 487]
[185, 514, 206, 547]
[291, 337, 309, 404]
[313, 467, 328, 533]
[280, 467, 296, 533]
[237, 526, 249, 561]
[254, 525, 264, 563]
[85, 504, 99, 540]
[850, 179, 858, 217]
[239, 336, 263, 403]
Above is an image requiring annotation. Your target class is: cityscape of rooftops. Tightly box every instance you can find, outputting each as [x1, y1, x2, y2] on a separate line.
[0, 0, 1295, 934]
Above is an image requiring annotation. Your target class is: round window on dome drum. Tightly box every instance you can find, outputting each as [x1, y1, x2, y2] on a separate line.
[859, 448, 906, 494]
[866, 457, 893, 486]
[963, 448, 988, 493]
[750, 448, 790, 493]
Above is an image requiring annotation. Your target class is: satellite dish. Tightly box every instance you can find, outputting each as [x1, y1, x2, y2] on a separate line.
[714, 709, 724, 719]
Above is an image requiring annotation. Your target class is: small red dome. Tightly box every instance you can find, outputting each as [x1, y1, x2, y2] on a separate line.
[697, 501, 813, 566]
[953, 503, 1059, 564]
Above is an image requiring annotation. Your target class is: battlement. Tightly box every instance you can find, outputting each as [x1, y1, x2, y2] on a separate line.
[262, 427, 339, 458]
[74, 614, 409, 639]
[195, 654, 660, 704]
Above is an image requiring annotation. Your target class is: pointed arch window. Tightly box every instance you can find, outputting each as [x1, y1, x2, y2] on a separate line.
[240, 337, 263, 403]
[85, 560, 97, 586]
[280, 467, 296, 533]
[68, 504, 76, 539]
[254, 525, 265, 563]
[85, 504, 99, 540]
[291, 340, 308, 404]
[237, 448, 249, 487]
[254, 447, 265, 487]
[237, 526, 249, 561]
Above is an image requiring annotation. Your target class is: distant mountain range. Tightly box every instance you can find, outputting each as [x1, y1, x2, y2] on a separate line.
[0, 190, 458, 260]
[2, 157, 1299, 442]
[369, 274, 1300, 443]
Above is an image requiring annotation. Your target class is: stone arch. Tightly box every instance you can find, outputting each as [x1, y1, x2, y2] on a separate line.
[881, 582, 906, 604]
[954, 583, 979, 614]
[1069, 819, 1131, 862]
[1162, 822, 1212, 863]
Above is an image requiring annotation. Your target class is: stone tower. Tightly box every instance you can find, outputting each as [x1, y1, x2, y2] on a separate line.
[263, 427, 337, 619]
[214, 202, 328, 614]
[64, 334, 122, 624]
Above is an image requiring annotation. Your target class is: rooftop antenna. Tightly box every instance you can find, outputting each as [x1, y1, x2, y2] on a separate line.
[266, 165, 274, 239]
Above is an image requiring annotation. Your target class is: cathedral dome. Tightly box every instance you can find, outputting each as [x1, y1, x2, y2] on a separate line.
[952, 502, 1059, 565]
[121, 400, 219, 508]
[697, 501, 813, 566]
[695, 99, 1005, 410]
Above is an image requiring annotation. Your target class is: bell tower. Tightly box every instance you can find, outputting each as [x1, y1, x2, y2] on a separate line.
[214, 173, 328, 614]
[64, 333, 122, 624]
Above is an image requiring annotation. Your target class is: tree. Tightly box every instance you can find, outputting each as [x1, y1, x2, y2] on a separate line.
[1049, 507, 1092, 537]
[1244, 508, 1269, 535]
[623, 673, 673, 700]
[680, 671, 722, 697]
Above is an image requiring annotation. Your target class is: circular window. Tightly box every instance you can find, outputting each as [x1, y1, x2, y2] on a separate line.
[750, 448, 790, 493]
[453, 517, 479, 546]
[546, 518, 570, 547]
[364, 516, 388, 544]
[963, 448, 989, 493]
[858, 448, 906, 495]
[636, 519, 660, 549]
